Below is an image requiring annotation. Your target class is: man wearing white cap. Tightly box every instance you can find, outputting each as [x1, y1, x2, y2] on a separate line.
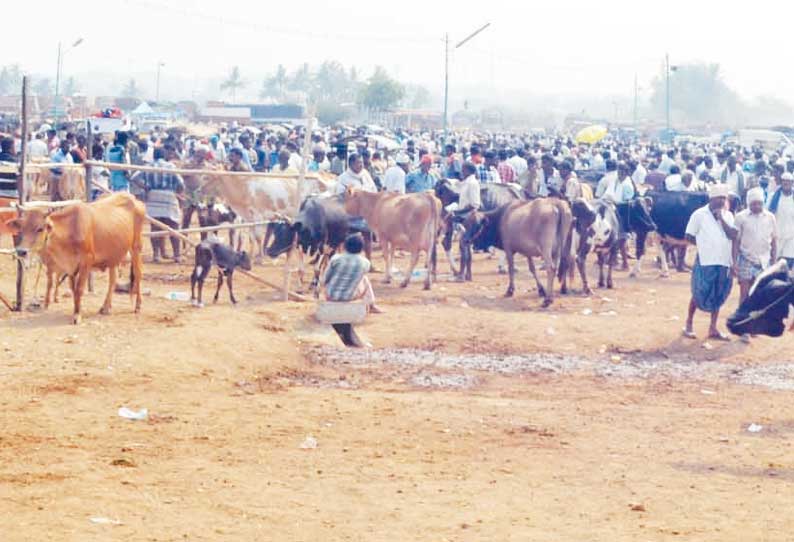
[382, 153, 411, 194]
[734, 187, 777, 305]
[767, 172, 794, 267]
[683, 183, 738, 341]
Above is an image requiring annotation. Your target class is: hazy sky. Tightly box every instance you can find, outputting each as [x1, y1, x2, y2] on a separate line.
[5, 0, 792, 103]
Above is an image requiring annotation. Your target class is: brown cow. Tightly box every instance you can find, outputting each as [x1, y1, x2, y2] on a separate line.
[465, 198, 572, 306]
[343, 188, 441, 290]
[38, 168, 86, 201]
[6, 193, 145, 324]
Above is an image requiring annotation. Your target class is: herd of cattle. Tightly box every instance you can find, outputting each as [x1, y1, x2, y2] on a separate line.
[1, 165, 794, 338]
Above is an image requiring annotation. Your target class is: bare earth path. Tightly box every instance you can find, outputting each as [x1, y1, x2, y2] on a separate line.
[1, 240, 792, 541]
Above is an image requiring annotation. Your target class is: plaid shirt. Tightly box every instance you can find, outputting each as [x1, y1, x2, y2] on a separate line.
[497, 161, 516, 183]
[476, 163, 502, 183]
[132, 159, 184, 192]
[324, 253, 371, 301]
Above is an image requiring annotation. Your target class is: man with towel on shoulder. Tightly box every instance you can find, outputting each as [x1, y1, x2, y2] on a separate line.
[683, 183, 738, 341]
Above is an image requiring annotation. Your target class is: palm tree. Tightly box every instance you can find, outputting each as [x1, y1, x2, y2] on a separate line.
[221, 66, 245, 103]
[260, 64, 288, 100]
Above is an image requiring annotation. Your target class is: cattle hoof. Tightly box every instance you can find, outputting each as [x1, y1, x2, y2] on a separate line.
[607, 282, 614, 289]
[560, 287, 568, 295]
[423, 283, 431, 291]
[659, 272, 670, 279]
[504, 290, 514, 298]
[583, 288, 593, 296]
[537, 288, 547, 298]
[541, 298, 553, 308]
[399, 280, 409, 289]
[597, 282, 605, 289]
[72, 314, 81, 325]
[99, 307, 111, 316]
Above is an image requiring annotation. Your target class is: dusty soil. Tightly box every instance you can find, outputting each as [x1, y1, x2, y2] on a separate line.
[1, 235, 793, 542]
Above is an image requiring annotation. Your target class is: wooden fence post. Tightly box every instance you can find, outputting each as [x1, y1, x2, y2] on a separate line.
[14, 76, 28, 311]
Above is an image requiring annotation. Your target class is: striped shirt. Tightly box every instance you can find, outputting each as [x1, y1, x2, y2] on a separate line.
[324, 253, 370, 301]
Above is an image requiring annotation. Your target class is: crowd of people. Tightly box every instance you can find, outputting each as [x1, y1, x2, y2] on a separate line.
[1, 120, 793, 340]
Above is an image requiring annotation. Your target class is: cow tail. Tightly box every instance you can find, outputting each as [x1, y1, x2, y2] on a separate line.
[129, 260, 137, 303]
[556, 202, 573, 283]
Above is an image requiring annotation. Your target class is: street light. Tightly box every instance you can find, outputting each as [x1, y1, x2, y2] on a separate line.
[156, 61, 165, 102]
[443, 22, 491, 146]
[54, 37, 84, 126]
[665, 53, 678, 141]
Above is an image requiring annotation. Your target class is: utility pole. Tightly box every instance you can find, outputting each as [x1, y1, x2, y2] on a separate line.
[633, 73, 638, 130]
[442, 22, 490, 147]
[54, 42, 62, 124]
[665, 53, 670, 139]
[443, 33, 449, 146]
[156, 62, 165, 102]
[53, 38, 83, 126]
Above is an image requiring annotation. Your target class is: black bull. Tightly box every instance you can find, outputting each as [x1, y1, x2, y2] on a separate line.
[727, 260, 794, 337]
[265, 194, 368, 294]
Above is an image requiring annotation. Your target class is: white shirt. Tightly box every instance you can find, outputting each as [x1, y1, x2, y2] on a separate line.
[773, 193, 794, 258]
[288, 152, 304, 171]
[382, 165, 406, 194]
[685, 206, 735, 267]
[458, 174, 481, 210]
[27, 138, 48, 159]
[336, 168, 377, 195]
[665, 174, 684, 192]
[632, 164, 647, 186]
[735, 209, 776, 265]
[507, 155, 528, 183]
[722, 169, 741, 194]
[658, 155, 675, 175]
[595, 170, 618, 198]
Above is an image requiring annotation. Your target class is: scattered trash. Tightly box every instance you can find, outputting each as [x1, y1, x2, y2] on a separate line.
[411, 269, 428, 279]
[89, 517, 122, 525]
[460, 301, 469, 308]
[599, 310, 618, 317]
[117, 407, 148, 421]
[747, 423, 763, 433]
[629, 504, 646, 512]
[299, 436, 318, 449]
[62, 335, 78, 344]
[598, 345, 607, 354]
[648, 289, 657, 294]
[700, 389, 715, 395]
[702, 342, 714, 351]
[610, 355, 621, 364]
[668, 315, 680, 321]
[601, 297, 614, 303]
[581, 308, 593, 316]
[164, 291, 190, 302]
[545, 327, 556, 336]
[717, 437, 730, 443]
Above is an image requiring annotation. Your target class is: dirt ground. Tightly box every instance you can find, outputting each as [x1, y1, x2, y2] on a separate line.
[1, 233, 793, 542]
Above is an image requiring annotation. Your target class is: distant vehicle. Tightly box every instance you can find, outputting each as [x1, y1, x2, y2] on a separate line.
[736, 129, 794, 156]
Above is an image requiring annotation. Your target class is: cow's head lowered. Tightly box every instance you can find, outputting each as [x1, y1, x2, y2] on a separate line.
[265, 216, 299, 258]
[727, 260, 794, 337]
[5, 210, 53, 257]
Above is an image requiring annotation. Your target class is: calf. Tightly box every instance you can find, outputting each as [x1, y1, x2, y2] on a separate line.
[196, 201, 238, 245]
[190, 238, 252, 307]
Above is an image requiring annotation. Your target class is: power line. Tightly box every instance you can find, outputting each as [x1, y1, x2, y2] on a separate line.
[120, 0, 440, 44]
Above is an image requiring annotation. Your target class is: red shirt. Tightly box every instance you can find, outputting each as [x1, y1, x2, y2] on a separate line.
[497, 161, 516, 183]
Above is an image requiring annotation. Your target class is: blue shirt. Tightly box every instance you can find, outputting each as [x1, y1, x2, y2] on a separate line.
[476, 164, 500, 183]
[106, 144, 129, 191]
[405, 169, 436, 193]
